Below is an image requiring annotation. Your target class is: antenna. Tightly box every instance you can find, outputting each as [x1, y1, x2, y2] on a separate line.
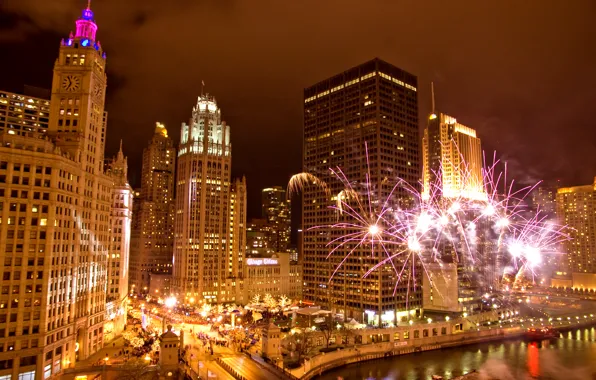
[201, 80, 205, 97]
[431, 81, 436, 115]
[87, 0, 91, 10]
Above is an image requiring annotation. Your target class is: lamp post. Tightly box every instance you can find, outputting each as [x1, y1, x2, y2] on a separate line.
[163, 296, 177, 332]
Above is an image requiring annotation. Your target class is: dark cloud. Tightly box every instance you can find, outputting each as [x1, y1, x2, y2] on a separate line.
[1, 0, 595, 218]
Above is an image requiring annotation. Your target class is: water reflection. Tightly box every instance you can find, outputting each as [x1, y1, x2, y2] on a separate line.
[527, 342, 539, 378]
[318, 327, 596, 380]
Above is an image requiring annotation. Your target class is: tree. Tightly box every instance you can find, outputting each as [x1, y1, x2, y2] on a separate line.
[264, 294, 278, 310]
[317, 322, 335, 348]
[201, 303, 212, 315]
[229, 329, 247, 350]
[122, 330, 137, 343]
[279, 295, 291, 309]
[290, 330, 317, 362]
[226, 303, 239, 313]
[216, 304, 225, 315]
[150, 339, 160, 353]
[337, 326, 355, 346]
[130, 337, 145, 349]
[251, 294, 261, 305]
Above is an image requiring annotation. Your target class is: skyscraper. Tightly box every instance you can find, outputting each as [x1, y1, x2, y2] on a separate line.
[229, 177, 247, 282]
[421, 105, 489, 312]
[261, 186, 291, 252]
[531, 182, 559, 217]
[0, 91, 50, 136]
[47, 3, 113, 361]
[557, 178, 596, 290]
[172, 95, 245, 305]
[105, 143, 133, 341]
[0, 4, 125, 376]
[302, 58, 420, 325]
[422, 112, 483, 200]
[129, 123, 175, 294]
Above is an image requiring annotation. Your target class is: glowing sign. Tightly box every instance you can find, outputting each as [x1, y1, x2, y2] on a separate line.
[246, 258, 278, 266]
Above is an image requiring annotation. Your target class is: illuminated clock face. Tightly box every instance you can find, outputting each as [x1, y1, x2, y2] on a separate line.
[93, 83, 103, 98]
[61, 75, 81, 92]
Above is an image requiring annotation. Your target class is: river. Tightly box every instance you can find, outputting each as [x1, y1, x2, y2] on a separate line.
[316, 327, 596, 380]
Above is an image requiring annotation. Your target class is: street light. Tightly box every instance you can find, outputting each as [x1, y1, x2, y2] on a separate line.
[162, 296, 177, 332]
[165, 296, 177, 309]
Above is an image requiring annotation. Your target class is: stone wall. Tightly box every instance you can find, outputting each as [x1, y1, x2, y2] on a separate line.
[289, 326, 523, 379]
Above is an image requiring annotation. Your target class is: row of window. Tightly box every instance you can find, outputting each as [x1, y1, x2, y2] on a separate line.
[0, 189, 50, 200]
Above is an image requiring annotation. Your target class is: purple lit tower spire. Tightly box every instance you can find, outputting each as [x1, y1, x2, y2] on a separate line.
[75, 0, 97, 40]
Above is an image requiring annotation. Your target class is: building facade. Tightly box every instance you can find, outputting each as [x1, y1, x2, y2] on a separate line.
[422, 112, 483, 201]
[556, 178, 596, 289]
[0, 91, 50, 136]
[129, 123, 175, 294]
[261, 186, 291, 252]
[104, 144, 133, 342]
[241, 252, 302, 303]
[0, 4, 126, 378]
[229, 178, 247, 282]
[302, 58, 421, 324]
[421, 109, 490, 312]
[149, 273, 172, 299]
[246, 222, 271, 255]
[531, 182, 558, 217]
[46, 3, 113, 366]
[172, 95, 245, 305]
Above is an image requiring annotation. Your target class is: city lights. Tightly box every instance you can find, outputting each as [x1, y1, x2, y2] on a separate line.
[0, 1, 592, 377]
[165, 297, 177, 309]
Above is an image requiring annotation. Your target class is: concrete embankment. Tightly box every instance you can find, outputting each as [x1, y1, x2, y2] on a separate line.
[294, 319, 596, 379]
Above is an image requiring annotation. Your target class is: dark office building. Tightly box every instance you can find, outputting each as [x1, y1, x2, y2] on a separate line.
[302, 58, 421, 325]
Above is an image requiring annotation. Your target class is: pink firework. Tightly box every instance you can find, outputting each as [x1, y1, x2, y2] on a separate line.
[300, 143, 571, 303]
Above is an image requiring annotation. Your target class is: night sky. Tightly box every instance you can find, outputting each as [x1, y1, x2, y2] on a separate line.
[1, 0, 595, 220]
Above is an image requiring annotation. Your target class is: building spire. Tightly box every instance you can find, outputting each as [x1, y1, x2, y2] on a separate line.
[116, 139, 125, 162]
[431, 81, 436, 115]
[75, 0, 98, 40]
[429, 82, 437, 120]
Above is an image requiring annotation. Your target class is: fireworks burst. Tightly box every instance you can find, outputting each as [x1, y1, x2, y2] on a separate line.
[287, 172, 328, 198]
[297, 143, 570, 307]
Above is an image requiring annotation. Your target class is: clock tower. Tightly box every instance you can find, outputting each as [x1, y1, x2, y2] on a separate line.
[47, 2, 113, 361]
[48, 2, 107, 175]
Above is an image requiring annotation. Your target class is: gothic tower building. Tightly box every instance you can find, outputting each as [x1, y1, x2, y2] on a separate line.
[172, 95, 245, 305]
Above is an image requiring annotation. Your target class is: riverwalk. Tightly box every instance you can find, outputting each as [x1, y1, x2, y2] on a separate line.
[282, 317, 596, 380]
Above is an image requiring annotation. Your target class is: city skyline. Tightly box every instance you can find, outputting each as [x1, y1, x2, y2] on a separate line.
[1, 1, 595, 220]
[0, 2, 595, 380]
